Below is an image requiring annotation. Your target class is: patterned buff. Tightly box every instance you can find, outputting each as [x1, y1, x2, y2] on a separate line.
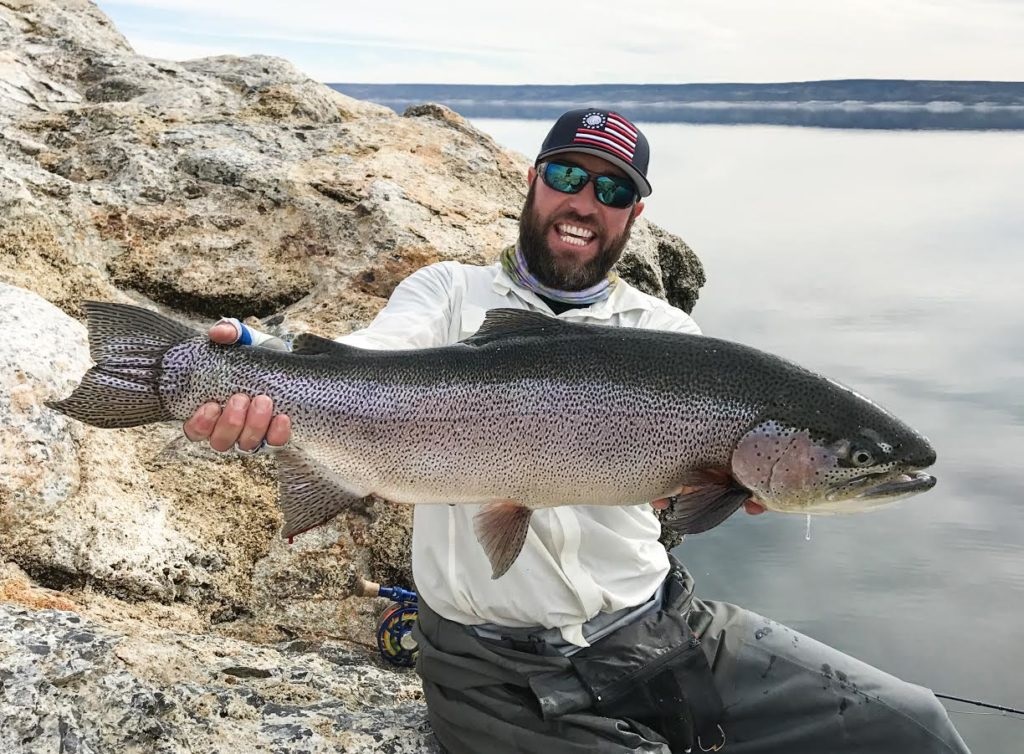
[500, 244, 618, 305]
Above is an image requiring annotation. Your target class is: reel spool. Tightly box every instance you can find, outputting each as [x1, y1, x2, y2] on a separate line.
[376, 601, 419, 667]
[360, 579, 419, 667]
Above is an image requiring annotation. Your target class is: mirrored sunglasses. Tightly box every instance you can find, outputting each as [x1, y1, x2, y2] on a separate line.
[538, 161, 638, 209]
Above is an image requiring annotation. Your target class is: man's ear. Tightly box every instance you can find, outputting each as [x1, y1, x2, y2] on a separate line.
[527, 166, 536, 185]
[632, 200, 645, 219]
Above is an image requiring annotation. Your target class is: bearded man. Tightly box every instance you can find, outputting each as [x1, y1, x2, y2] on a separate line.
[184, 109, 969, 754]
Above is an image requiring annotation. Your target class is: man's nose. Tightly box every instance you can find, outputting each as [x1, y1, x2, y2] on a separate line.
[565, 183, 600, 214]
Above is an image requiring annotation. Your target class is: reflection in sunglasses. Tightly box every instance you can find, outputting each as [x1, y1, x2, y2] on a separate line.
[539, 162, 638, 209]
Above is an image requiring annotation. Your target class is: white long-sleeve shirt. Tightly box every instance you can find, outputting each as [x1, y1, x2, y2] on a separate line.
[338, 260, 702, 646]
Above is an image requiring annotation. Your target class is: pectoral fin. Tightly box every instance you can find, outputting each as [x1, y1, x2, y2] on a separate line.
[277, 447, 372, 540]
[660, 469, 750, 534]
[473, 501, 534, 579]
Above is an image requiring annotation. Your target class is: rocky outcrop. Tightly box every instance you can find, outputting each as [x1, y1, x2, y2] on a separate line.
[0, 1, 706, 750]
[1, 0, 703, 325]
[0, 565, 437, 753]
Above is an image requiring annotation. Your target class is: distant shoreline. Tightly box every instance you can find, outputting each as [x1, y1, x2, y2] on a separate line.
[330, 80, 1024, 131]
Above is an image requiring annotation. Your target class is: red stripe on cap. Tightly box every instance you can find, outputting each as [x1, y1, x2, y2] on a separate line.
[576, 126, 635, 153]
[605, 113, 638, 138]
[604, 123, 638, 148]
[572, 132, 634, 161]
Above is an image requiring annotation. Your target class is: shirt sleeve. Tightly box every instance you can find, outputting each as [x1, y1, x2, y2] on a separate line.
[336, 262, 456, 351]
[637, 303, 703, 336]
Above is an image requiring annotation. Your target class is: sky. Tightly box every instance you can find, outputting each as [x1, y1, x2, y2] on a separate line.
[94, 1, 1024, 84]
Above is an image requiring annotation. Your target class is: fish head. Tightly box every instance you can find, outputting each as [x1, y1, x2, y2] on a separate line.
[730, 379, 937, 514]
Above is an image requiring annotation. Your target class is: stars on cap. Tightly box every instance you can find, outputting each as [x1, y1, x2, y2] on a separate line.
[572, 110, 639, 162]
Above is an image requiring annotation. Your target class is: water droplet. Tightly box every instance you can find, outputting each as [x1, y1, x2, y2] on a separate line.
[805, 514, 812, 541]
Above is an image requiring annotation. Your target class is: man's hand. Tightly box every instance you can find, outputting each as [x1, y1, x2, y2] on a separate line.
[181, 322, 292, 452]
[652, 497, 766, 515]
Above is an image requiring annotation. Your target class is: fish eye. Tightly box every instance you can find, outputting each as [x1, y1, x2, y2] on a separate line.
[850, 448, 875, 467]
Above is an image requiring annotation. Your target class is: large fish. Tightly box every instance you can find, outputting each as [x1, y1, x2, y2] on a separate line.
[48, 302, 936, 578]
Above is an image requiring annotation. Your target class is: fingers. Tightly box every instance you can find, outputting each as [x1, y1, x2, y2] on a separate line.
[265, 413, 292, 447]
[236, 399, 292, 449]
[205, 394, 249, 452]
[183, 402, 220, 443]
[209, 322, 240, 344]
[235, 395, 273, 451]
[183, 394, 292, 452]
[744, 499, 766, 515]
[653, 497, 766, 516]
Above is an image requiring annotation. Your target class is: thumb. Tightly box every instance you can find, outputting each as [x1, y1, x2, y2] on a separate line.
[209, 321, 241, 344]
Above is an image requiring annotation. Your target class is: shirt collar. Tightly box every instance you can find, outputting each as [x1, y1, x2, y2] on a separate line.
[491, 263, 656, 320]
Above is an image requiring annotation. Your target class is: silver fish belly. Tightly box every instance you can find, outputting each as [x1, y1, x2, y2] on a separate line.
[48, 302, 937, 578]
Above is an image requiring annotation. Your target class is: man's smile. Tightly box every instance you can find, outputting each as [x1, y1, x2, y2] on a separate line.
[553, 222, 597, 248]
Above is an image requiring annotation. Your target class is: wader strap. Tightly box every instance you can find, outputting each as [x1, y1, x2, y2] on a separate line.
[567, 558, 726, 753]
[578, 633, 724, 753]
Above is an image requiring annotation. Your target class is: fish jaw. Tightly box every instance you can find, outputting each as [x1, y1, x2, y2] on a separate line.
[731, 420, 938, 515]
[817, 469, 937, 511]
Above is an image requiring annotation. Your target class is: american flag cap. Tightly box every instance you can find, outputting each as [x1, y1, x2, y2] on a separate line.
[535, 108, 652, 197]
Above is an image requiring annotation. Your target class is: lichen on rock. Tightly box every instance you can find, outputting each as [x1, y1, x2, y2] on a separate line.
[0, 1, 706, 749]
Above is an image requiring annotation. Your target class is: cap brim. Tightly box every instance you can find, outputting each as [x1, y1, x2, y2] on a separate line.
[536, 146, 652, 197]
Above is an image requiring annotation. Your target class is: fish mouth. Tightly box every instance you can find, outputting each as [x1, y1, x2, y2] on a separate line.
[825, 469, 937, 502]
[858, 470, 936, 498]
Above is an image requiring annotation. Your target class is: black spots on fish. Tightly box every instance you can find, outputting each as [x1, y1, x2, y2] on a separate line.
[821, 663, 833, 679]
[761, 654, 777, 679]
[836, 670, 849, 685]
[736, 421, 862, 506]
[839, 697, 850, 716]
[754, 626, 773, 641]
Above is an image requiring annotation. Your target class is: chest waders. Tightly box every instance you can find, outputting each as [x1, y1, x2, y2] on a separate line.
[494, 558, 725, 753]
[566, 560, 726, 752]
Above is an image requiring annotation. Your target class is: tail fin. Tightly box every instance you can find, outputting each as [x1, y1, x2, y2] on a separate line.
[46, 301, 201, 428]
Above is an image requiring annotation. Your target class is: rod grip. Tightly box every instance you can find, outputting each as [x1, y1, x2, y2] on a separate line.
[358, 578, 381, 598]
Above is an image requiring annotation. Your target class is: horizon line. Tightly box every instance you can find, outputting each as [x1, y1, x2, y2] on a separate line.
[326, 78, 1024, 87]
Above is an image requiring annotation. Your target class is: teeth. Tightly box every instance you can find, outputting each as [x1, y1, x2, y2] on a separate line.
[558, 224, 594, 238]
[556, 224, 594, 246]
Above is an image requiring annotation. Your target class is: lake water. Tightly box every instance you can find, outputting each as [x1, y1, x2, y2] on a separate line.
[474, 119, 1024, 751]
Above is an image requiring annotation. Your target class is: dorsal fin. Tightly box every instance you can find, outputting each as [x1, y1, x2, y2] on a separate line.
[462, 308, 585, 347]
[291, 333, 358, 358]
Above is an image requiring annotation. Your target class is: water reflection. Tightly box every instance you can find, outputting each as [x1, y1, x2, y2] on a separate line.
[475, 120, 1024, 750]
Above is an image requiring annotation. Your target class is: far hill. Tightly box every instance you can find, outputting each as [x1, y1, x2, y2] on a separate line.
[330, 80, 1024, 130]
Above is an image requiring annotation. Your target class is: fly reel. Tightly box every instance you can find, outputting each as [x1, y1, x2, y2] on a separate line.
[360, 580, 419, 667]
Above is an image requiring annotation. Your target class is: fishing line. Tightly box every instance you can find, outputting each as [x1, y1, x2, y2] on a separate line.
[935, 692, 1024, 717]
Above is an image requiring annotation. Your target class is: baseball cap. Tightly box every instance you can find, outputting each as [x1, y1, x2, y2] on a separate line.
[535, 108, 652, 197]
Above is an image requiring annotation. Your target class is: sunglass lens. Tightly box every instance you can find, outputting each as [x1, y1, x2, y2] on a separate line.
[542, 163, 588, 194]
[541, 163, 636, 208]
[594, 176, 637, 208]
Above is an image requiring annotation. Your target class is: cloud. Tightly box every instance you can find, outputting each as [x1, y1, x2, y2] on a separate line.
[96, 0, 1024, 83]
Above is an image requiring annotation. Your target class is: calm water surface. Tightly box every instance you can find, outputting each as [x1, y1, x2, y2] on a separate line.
[475, 119, 1024, 751]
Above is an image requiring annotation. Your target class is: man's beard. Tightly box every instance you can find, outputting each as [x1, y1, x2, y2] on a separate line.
[517, 183, 635, 291]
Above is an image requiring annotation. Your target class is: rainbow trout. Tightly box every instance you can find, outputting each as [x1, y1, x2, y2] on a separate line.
[48, 302, 937, 578]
